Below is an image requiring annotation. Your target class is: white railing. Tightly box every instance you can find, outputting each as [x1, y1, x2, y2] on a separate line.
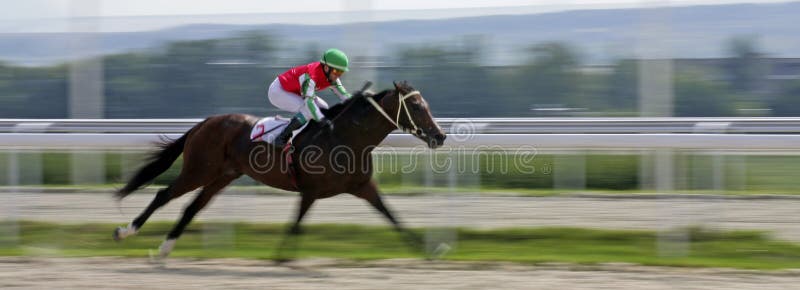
[2, 118, 800, 150]
[4, 117, 800, 134]
[2, 133, 800, 150]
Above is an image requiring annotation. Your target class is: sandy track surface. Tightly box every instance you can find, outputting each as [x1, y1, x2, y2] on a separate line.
[3, 192, 800, 241]
[3, 192, 800, 289]
[1, 257, 799, 290]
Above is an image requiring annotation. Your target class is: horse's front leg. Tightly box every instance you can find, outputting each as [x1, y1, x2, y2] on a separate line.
[352, 180, 425, 254]
[273, 192, 316, 263]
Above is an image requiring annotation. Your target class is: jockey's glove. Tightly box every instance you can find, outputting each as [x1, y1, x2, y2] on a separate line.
[322, 119, 334, 131]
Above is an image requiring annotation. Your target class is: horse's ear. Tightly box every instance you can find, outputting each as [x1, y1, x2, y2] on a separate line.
[393, 81, 399, 90]
[351, 81, 372, 100]
[360, 81, 373, 93]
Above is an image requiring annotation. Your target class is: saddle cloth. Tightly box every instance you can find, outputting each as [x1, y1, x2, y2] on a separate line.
[250, 116, 307, 144]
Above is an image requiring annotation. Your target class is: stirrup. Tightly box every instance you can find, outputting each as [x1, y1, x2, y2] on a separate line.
[273, 127, 294, 147]
[274, 116, 303, 146]
[273, 134, 291, 147]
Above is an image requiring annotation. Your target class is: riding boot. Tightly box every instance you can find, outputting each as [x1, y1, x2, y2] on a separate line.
[273, 116, 303, 147]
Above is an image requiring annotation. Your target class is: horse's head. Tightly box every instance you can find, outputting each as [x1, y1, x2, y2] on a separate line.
[383, 81, 446, 149]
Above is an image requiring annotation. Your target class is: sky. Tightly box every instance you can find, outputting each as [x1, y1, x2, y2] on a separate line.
[1, 0, 793, 19]
[0, 0, 794, 32]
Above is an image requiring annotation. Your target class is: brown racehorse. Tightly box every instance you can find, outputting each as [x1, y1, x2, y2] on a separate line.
[112, 81, 446, 261]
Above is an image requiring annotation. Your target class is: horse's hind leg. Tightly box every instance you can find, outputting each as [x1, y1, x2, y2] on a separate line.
[113, 172, 207, 241]
[157, 174, 239, 258]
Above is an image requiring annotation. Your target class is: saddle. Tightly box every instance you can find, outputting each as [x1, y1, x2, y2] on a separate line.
[250, 116, 308, 144]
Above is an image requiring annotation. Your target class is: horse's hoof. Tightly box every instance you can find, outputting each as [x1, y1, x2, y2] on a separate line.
[288, 226, 303, 235]
[272, 257, 293, 265]
[148, 249, 167, 266]
[431, 243, 452, 259]
[158, 239, 176, 259]
[113, 225, 139, 241]
[112, 228, 122, 242]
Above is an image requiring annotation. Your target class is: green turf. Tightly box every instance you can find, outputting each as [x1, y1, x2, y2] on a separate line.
[1, 221, 799, 270]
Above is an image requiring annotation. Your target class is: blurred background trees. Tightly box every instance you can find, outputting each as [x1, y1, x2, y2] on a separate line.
[0, 31, 795, 118]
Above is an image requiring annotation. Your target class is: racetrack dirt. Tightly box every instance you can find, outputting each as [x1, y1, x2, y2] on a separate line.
[2, 191, 800, 289]
[1, 256, 799, 290]
[3, 192, 800, 241]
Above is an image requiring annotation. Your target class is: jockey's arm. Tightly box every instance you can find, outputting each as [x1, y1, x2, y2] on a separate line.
[299, 73, 323, 121]
[330, 79, 352, 101]
[299, 73, 316, 99]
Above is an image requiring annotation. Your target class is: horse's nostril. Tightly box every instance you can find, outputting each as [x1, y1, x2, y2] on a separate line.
[432, 134, 446, 146]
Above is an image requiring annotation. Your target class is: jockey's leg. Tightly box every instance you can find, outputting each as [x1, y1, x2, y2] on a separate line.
[274, 94, 325, 147]
[272, 113, 306, 147]
[267, 77, 329, 114]
[268, 78, 318, 147]
[267, 78, 303, 113]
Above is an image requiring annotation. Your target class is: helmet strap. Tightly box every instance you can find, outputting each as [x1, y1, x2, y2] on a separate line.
[322, 64, 334, 83]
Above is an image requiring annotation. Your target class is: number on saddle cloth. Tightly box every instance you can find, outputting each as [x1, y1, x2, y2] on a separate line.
[250, 116, 290, 143]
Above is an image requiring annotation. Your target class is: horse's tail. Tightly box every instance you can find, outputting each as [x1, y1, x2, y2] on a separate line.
[115, 120, 204, 200]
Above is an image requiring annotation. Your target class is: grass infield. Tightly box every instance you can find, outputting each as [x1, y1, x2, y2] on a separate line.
[1, 221, 799, 270]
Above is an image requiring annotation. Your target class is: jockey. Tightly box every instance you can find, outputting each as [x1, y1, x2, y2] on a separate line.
[268, 48, 352, 147]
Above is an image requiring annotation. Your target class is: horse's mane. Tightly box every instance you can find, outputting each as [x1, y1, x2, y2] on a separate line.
[320, 90, 385, 119]
[321, 81, 416, 119]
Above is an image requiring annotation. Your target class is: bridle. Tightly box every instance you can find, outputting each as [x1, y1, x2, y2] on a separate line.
[365, 90, 426, 138]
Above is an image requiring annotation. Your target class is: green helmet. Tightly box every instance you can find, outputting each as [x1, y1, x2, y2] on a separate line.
[320, 48, 349, 72]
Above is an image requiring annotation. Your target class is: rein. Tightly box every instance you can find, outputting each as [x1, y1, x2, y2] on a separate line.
[365, 90, 424, 137]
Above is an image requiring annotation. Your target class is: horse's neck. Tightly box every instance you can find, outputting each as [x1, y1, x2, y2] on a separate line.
[337, 92, 397, 151]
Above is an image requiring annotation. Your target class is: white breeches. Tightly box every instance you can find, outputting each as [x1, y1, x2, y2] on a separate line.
[268, 78, 328, 122]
